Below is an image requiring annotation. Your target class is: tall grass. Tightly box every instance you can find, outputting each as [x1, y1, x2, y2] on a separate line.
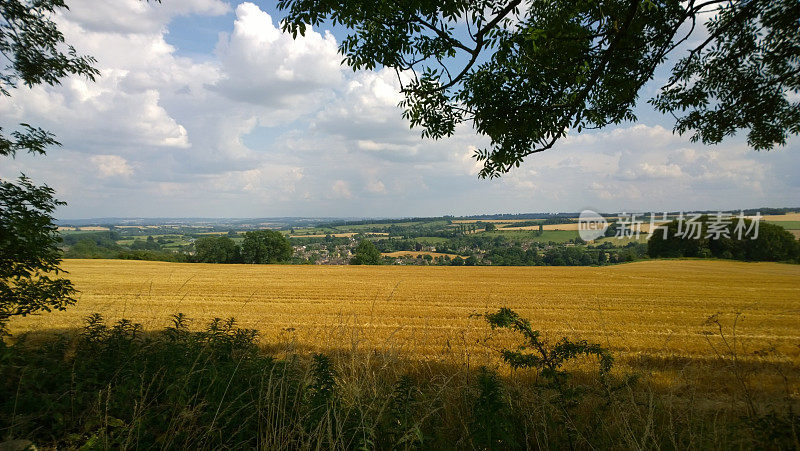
[1, 310, 797, 449]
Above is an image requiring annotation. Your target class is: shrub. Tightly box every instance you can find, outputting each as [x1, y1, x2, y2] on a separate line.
[2, 309, 797, 449]
[480, 307, 613, 386]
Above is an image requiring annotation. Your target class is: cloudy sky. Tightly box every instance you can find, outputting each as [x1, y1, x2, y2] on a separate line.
[1, 0, 798, 219]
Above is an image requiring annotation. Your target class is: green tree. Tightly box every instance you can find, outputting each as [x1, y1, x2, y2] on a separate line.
[131, 237, 160, 251]
[1, 0, 99, 334]
[65, 238, 117, 259]
[240, 230, 293, 264]
[742, 222, 800, 262]
[450, 256, 465, 266]
[485, 223, 496, 232]
[195, 236, 240, 263]
[648, 216, 800, 262]
[0, 177, 76, 334]
[647, 219, 708, 258]
[350, 240, 382, 265]
[279, 0, 799, 178]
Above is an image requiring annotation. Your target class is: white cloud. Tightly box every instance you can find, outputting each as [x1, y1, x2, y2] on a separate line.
[0, 0, 220, 157]
[91, 155, 134, 178]
[312, 68, 419, 152]
[365, 178, 386, 194]
[2, 1, 798, 218]
[222, 164, 304, 197]
[638, 162, 684, 179]
[330, 180, 353, 199]
[59, 0, 229, 34]
[212, 3, 342, 109]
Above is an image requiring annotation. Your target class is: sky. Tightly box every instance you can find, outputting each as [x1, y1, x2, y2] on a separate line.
[1, 0, 798, 219]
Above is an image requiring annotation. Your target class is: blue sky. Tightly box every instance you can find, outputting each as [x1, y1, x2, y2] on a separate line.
[1, 0, 798, 219]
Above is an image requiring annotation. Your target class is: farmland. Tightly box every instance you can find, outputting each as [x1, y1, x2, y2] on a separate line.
[13, 217, 800, 447]
[56, 211, 800, 267]
[15, 215, 798, 449]
[11, 259, 799, 395]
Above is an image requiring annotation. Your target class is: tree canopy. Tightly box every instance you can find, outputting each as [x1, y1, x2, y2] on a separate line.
[278, 0, 800, 178]
[241, 230, 293, 264]
[350, 239, 383, 265]
[1, 0, 99, 158]
[1, 0, 99, 334]
[647, 216, 800, 262]
[0, 177, 77, 333]
[195, 236, 241, 264]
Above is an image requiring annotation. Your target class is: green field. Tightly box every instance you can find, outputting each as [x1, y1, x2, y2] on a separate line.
[592, 234, 649, 245]
[768, 220, 800, 230]
[481, 229, 578, 242]
[409, 236, 449, 244]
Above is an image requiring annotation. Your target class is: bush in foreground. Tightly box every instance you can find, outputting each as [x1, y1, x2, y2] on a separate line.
[1, 310, 797, 449]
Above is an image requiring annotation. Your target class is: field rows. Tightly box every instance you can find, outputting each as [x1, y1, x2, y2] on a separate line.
[10, 260, 798, 363]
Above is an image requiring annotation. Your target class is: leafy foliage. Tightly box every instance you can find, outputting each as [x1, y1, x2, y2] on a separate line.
[117, 249, 191, 262]
[471, 367, 516, 449]
[306, 353, 338, 441]
[647, 216, 800, 262]
[379, 375, 423, 447]
[0, 176, 76, 334]
[349, 239, 383, 265]
[241, 230, 293, 264]
[1, 0, 99, 334]
[195, 236, 241, 263]
[481, 307, 614, 385]
[1, 314, 270, 448]
[650, 0, 800, 150]
[1, 311, 797, 448]
[278, 0, 799, 178]
[0, 0, 99, 157]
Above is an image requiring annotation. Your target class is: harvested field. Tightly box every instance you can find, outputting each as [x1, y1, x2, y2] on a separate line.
[11, 260, 798, 389]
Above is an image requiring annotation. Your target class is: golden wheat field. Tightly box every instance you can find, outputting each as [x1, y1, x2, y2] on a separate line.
[761, 212, 800, 221]
[10, 259, 800, 395]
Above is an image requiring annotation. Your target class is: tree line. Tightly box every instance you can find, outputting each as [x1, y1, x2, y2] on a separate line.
[64, 230, 294, 264]
[194, 231, 293, 264]
[647, 217, 799, 262]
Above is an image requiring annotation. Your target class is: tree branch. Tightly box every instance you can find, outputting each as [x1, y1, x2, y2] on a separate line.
[515, 0, 644, 166]
[663, 0, 763, 90]
[410, 0, 524, 94]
